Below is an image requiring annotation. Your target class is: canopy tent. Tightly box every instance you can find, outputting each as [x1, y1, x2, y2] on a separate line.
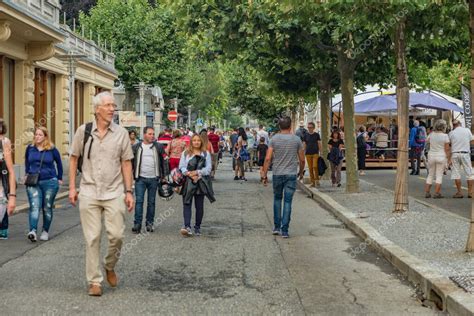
[354, 92, 464, 114]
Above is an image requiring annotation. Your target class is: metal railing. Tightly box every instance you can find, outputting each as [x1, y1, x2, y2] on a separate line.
[59, 25, 115, 71]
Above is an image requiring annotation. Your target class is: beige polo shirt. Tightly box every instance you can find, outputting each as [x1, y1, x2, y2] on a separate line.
[70, 120, 133, 201]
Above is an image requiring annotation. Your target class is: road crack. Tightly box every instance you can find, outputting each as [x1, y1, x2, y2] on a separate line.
[342, 277, 365, 310]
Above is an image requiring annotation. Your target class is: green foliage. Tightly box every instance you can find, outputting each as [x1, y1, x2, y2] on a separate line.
[410, 60, 469, 98]
[80, 0, 186, 99]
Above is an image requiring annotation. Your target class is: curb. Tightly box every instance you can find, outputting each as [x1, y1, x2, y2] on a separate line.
[298, 180, 474, 315]
[13, 191, 69, 215]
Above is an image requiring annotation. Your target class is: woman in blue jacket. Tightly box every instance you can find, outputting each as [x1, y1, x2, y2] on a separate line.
[25, 127, 63, 242]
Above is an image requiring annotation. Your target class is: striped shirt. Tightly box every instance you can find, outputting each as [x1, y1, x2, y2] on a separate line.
[269, 133, 303, 175]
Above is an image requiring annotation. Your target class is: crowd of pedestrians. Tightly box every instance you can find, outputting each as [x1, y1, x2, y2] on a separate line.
[1, 89, 473, 297]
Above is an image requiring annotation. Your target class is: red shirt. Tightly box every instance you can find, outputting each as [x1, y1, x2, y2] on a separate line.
[208, 132, 220, 153]
[157, 134, 173, 149]
[182, 135, 191, 147]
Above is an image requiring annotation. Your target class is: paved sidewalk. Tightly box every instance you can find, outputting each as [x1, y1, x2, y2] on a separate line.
[300, 174, 474, 314]
[0, 159, 435, 315]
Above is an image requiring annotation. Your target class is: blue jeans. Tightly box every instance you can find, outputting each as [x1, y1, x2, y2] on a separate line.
[27, 178, 59, 232]
[272, 174, 297, 233]
[134, 177, 159, 226]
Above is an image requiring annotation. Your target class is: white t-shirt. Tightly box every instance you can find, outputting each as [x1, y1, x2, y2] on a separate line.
[449, 127, 473, 153]
[140, 143, 156, 178]
[257, 130, 269, 145]
[427, 132, 449, 158]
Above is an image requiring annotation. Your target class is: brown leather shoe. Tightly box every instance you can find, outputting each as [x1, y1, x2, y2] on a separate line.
[88, 284, 102, 296]
[105, 269, 118, 288]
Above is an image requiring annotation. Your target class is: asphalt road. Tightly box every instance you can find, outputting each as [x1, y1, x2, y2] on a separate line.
[0, 158, 437, 315]
[362, 169, 471, 219]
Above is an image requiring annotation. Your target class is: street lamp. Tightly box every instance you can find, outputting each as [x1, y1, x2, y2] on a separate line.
[133, 82, 151, 134]
[58, 51, 87, 145]
[151, 86, 164, 132]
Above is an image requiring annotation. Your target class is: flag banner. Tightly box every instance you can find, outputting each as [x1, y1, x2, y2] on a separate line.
[461, 84, 472, 130]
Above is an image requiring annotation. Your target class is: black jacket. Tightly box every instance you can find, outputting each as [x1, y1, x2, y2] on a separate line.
[180, 154, 215, 204]
[132, 141, 169, 180]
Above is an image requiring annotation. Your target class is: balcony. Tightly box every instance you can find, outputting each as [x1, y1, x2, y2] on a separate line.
[57, 25, 116, 73]
[3, 0, 61, 28]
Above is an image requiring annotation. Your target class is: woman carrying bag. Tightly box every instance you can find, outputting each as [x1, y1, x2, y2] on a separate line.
[25, 127, 63, 242]
[0, 119, 17, 240]
[179, 134, 215, 237]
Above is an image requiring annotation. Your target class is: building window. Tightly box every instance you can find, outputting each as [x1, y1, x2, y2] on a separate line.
[95, 86, 110, 96]
[0, 56, 15, 142]
[75, 81, 84, 130]
[34, 69, 56, 143]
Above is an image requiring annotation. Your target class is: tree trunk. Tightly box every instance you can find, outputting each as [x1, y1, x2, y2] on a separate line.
[466, 0, 474, 251]
[298, 97, 305, 125]
[291, 109, 297, 133]
[337, 54, 359, 193]
[393, 18, 410, 213]
[320, 79, 332, 181]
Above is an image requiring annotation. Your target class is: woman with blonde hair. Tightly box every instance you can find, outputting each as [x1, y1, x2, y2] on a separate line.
[178, 134, 215, 237]
[0, 119, 17, 240]
[424, 119, 450, 198]
[25, 126, 63, 242]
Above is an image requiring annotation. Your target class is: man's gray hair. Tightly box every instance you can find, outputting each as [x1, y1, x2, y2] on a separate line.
[413, 120, 420, 127]
[93, 91, 114, 110]
[433, 119, 447, 132]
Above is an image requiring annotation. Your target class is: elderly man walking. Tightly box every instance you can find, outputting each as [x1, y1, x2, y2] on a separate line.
[449, 120, 474, 198]
[69, 91, 134, 296]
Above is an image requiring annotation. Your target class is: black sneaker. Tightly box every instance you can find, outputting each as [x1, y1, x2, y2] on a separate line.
[194, 227, 201, 236]
[234, 176, 239, 181]
[132, 224, 141, 234]
[146, 225, 154, 233]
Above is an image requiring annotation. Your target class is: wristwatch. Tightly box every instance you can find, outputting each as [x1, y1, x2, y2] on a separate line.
[125, 189, 133, 194]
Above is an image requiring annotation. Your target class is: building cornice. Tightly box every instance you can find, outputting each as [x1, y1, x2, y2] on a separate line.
[0, 1, 65, 42]
[0, 20, 11, 41]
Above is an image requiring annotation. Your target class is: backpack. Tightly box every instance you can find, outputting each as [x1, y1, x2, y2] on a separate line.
[77, 122, 93, 173]
[415, 127, 426, 144]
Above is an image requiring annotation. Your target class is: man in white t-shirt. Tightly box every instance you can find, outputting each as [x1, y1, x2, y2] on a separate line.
[449, 120, 474, 198]
[131, 127, 169, 233]
[257, 125, 269, 145]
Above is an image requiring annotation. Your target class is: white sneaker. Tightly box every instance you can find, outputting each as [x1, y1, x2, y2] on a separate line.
[27, 230, 37, 242]
[39, 231, 49, 241]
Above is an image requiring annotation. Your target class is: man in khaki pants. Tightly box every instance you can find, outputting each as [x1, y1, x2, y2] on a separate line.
[69, 91, 134, 296]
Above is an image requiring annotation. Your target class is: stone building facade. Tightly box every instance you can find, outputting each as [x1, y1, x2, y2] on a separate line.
[0, 0, 117, 177]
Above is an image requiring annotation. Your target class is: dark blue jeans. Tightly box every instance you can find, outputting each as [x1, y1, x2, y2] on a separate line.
[183, 194, 204, 229]
[26, 178, 59, 232]
[134, 177, 159, 226]
[272, 174, 297, 233]
[0, 212, 8, 230]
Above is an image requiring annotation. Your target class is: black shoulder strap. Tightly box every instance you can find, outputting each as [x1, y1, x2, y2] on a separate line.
[84, 122, 93, 159]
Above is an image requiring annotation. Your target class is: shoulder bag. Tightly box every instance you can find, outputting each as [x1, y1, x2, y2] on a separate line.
[25, 148, 45, 187]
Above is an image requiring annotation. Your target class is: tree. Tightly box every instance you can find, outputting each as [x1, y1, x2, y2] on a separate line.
[80, 0, 187, 100]
[466, 0, 474, 252]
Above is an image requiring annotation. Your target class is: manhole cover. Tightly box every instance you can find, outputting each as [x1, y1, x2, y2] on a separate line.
[450, 275, 474, 293]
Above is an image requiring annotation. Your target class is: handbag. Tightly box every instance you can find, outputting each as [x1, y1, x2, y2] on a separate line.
[25, 149, 45, 187]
